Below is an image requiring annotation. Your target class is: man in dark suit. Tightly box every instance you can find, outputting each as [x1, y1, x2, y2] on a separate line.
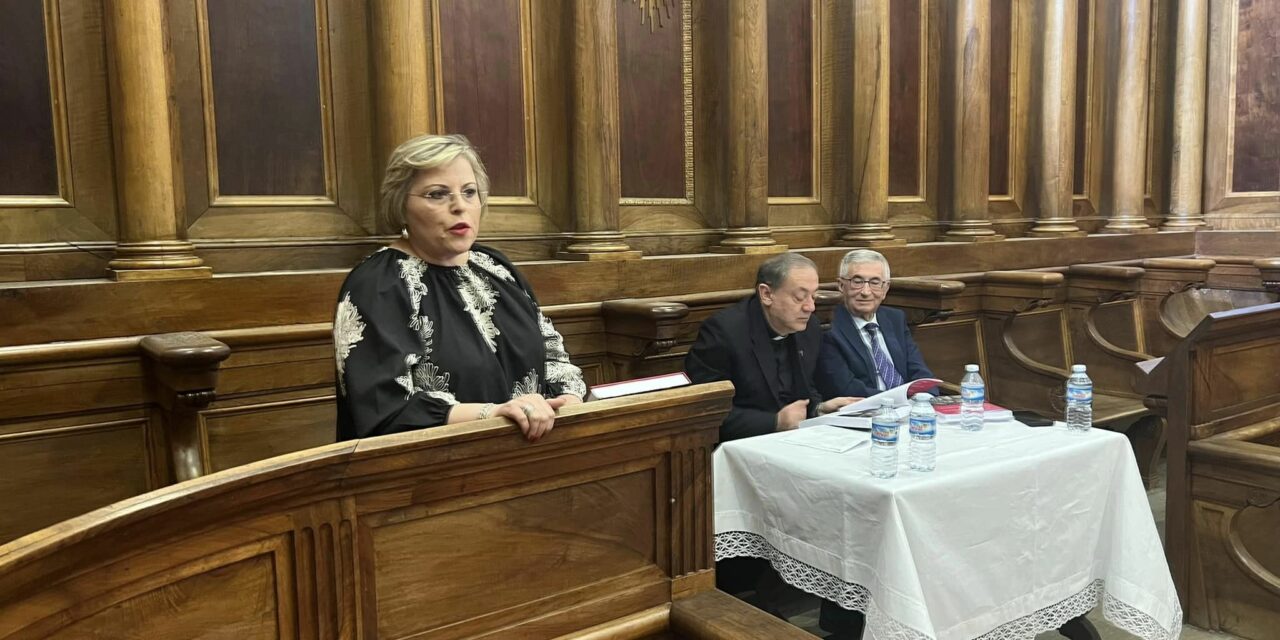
[816, 249, 936, 400]
[685, 253, 861, 637]
[685, 252, 856, 441]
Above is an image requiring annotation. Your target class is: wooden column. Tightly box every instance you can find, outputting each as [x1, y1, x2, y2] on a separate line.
[941, 0, 1003, 242]
[104, 0, 210, 280]
[1100, 0, 1156, 233]
[713, 0, 783, 254]
[841, 0, 904, 247]
[1028, 0, 1086, 237]
[558, 0, 640, 261]
[369, 0, 435, 193]
[1164, 0, 1208, 230]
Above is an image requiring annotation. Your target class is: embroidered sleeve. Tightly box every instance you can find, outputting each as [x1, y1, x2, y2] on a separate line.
[333, 292, 366, 396]
[539, 313, 587, 399]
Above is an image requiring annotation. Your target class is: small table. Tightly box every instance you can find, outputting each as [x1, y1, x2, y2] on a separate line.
[714, 421, 1182, 640]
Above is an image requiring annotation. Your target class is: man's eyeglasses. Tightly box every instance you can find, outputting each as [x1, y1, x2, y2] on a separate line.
[838, 276, 888, 290]
[410, 187, 482, 205]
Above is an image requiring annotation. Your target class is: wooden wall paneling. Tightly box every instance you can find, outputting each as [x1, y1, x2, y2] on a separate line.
[1027, 0, 1086, 237]
[988, 0, 1013, 199]
[172, 0, 375, 243]
[619, 0, 715, 248]
[713, 0, 783, 253]
[1164, 0, 1210, 230]
[1097, 0, 1156, 233]
[886, 0, 942, 242]
[766, 0, 816, 200]
[1203, 0, 1280, 230]
[0, 412, 154, 544]
[0, 0, 60, 198]
[767, 0, 840, 241]
[841, 0, 904, 246]
[0, 0, 118, 270]
[558, 0, 641, 260]
[939, 0, 1004, 242]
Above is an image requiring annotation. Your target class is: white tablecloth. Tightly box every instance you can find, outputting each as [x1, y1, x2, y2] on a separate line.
[714, 422, 1182, 640]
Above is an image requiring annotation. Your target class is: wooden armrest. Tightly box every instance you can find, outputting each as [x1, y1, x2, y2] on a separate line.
[671, 590, 820, 639]
[1140, 257, 1215, 271]
[602, 299, 691, 322]
[139, 331, 230, 367]
[983, 271, 1065, 286]
[1068, 264, 1145, 280]
[1254, 257, 1280, 270]
[815, 289, 842, 305]
[889, 278, 967, 295]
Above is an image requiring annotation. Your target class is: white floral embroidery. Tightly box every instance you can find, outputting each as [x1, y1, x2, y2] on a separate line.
[333, 293, 366, 396]
[469, 251, 516, 282]
[539, 313, 587, 398]
[511, 370, 540, 398]
[457, 264, 501, 352]
[395, 354, 419, 399]
[399, 257, 429, 316]
[414, 360, 457, 404]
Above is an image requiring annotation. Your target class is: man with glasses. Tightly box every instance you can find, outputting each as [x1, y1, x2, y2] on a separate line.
[816, 249, 936, 400]
[686, 252, 856, 442]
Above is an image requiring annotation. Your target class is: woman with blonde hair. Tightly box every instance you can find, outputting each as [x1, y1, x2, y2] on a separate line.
[333, 134, 584, 442]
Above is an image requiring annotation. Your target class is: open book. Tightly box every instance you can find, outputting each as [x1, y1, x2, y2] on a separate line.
[800, 378, 941, 429]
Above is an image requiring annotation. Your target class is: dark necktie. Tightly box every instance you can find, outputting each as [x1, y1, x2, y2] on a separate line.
[864, 323, 903, 389]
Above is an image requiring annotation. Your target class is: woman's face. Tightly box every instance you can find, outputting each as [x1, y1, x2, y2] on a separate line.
[403, 157, 482, 265]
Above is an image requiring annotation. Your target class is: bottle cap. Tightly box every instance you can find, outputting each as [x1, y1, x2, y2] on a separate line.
[912, 393, 932, 402]
[965, 364, 979, 372]
[1072, 364, 1087, 372]
[881, 398, 895, 407]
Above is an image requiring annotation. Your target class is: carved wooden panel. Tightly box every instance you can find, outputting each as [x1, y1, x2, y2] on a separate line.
[437, 0, 529, 199]
[767, 0, 815, 199]
[169, 0, 375, 239]
[0, 0, 115, 251]
[1072, 0, 1092, 197]
[366, 468, 659, 637]
[912, 317, 984, 385]
[888, 0, 924, 198]
[0, 416, 152, 542]
[0, 0, 58, 197]
[1205, 0, 1280, 227]
[989, 0, 1014, 197]
[1193, 336, 1280, 425]
[1230, 0, 1280, 193]
[619, 1, 688, 200]
[203, 0, 328, 198]
[203, 398, 336, 472]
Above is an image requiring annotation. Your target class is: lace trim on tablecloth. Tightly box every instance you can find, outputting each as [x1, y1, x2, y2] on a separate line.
[716, 531, 1181, 640]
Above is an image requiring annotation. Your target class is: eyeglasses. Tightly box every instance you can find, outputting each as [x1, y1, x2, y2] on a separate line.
[410, 187, 483, 206]
[838, 276, 888, 290]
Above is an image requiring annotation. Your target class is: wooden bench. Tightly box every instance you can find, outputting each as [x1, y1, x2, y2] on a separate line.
[1140, 302, 1280, 640]
[0, 382, 816, 639]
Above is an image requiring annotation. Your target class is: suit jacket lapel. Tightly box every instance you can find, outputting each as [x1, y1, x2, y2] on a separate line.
[834, 305, 875, 373]
[747, 298, 783, 406]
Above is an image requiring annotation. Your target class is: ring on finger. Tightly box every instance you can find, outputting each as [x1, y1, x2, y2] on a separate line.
[520, 403, 534, 417]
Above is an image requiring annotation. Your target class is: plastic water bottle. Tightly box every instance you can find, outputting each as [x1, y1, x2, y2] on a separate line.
[870, 399, 900, 478]
[960, 364, 985, 432]
[1066, 364, 1093, 432]
[909, 393, 937, 471]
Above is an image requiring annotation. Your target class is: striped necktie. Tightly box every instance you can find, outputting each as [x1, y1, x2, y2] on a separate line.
[864, 323, 903, 389]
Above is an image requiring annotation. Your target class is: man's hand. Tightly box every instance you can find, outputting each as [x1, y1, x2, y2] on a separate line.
[775, 399, 809, 431]
[817, 397, 861, 415]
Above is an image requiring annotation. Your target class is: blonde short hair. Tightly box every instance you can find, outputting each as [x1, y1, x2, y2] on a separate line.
[379, 134, 490, 232]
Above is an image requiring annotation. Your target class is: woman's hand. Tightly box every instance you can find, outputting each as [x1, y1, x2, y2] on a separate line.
[555, 394, 583, 406]
[495, 394, 569, 442]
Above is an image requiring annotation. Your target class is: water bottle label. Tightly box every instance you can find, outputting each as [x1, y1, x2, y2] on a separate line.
[961, 385, 984, 403]
[1067, 385, 1092, 403]
[909, 417, 935, 437]
[871, 422, 898, 445]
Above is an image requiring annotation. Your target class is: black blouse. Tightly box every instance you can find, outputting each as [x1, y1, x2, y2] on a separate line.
[333, 245, 586, 440]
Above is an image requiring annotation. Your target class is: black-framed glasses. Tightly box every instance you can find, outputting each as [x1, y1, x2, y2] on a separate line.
[838, 276, 888, 290]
